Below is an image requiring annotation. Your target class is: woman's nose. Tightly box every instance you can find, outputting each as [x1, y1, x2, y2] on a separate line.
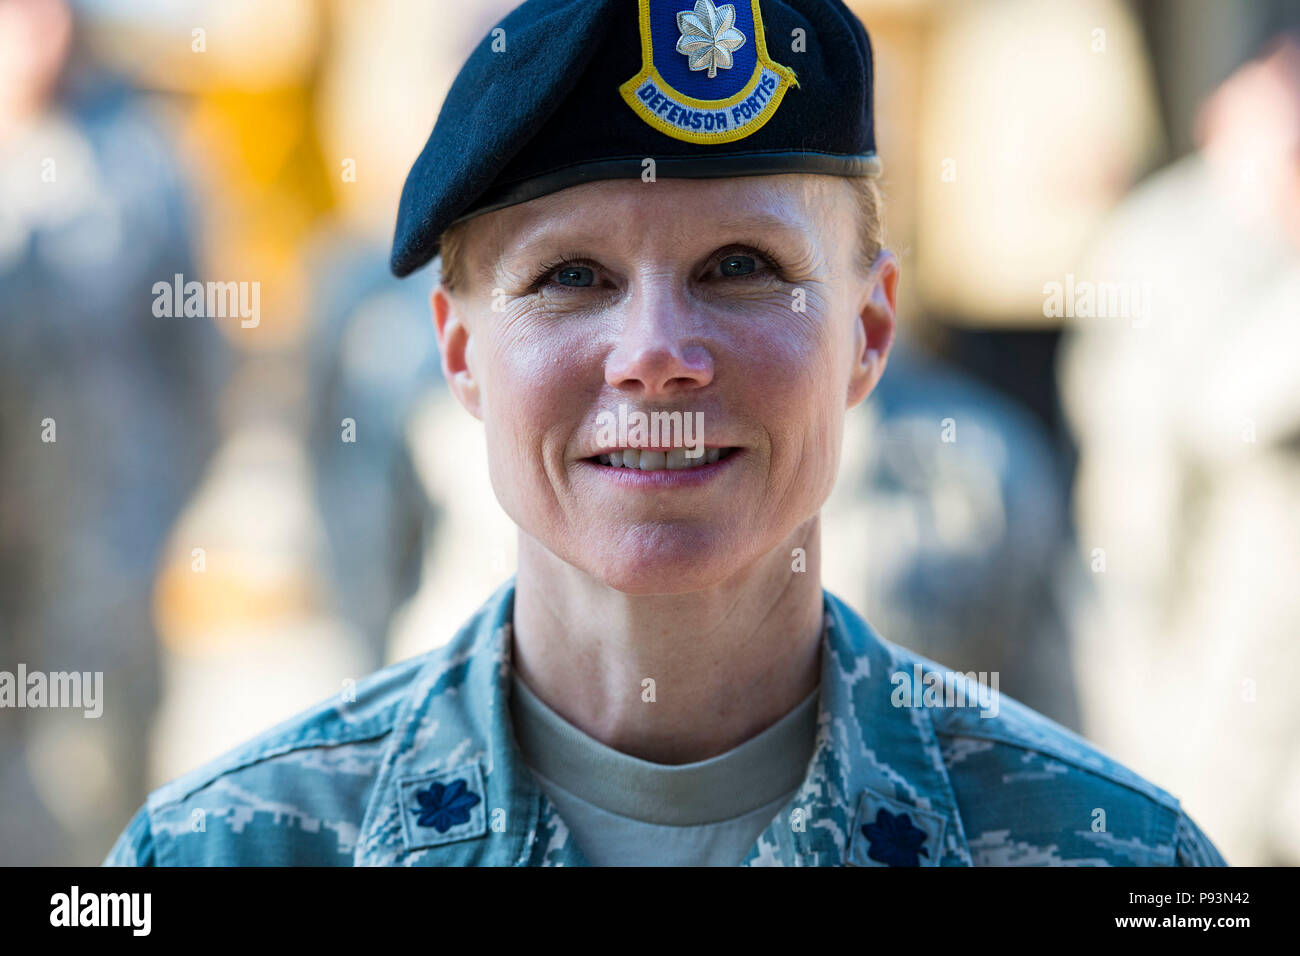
[603, 290, 715, 396]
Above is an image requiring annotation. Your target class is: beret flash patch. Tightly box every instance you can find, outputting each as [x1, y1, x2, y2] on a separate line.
[619, 0, 798, 144]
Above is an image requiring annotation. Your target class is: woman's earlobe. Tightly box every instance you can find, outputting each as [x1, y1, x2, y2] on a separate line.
[846, 345, 885, 409]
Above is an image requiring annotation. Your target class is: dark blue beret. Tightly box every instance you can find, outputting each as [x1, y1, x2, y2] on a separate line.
[391, 0, 880, 277]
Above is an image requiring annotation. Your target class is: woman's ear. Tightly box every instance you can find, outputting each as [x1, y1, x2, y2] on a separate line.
[431, 284, 483, 420]
[847, 249, 899, 409]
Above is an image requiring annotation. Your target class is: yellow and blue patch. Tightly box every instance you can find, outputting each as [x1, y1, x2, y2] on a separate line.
[619, 0, 798, 144]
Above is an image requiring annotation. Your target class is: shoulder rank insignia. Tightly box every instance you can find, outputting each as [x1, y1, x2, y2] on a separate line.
[619, 0, 798, 144]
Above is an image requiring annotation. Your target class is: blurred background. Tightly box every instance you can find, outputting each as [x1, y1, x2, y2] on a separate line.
[1, 0, 1297, 866]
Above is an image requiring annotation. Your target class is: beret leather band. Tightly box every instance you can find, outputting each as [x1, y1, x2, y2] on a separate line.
[457, 149, 883, 230]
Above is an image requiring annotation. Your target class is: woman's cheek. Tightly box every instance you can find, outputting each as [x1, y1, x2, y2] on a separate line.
[729, 324, 829, 398]
[724, 288, 833, 356]
[484, 333, 588, 482]
[494, 306, 607, 379]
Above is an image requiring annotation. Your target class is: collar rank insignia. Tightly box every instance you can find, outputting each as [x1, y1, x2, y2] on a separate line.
[619, 0, 798, 144]
[847, 789, 947, 867]
[398, 763, 488, 851]
[860, 808, 929, 866]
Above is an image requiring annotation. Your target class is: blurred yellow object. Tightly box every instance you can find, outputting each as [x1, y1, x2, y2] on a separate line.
[86, 0, 321, 93]
[148, 420, 329, 656]
[915, 0, 1163, 325]
[153, 552, 317, 656]
[180, 87, 331, 349]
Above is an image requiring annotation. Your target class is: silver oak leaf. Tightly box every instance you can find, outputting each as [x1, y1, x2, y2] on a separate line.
[676, 0, 746, 79]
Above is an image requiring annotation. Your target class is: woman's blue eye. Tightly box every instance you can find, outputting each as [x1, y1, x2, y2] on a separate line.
[719, 254, 757, 277]
[555, 265, 595, 287]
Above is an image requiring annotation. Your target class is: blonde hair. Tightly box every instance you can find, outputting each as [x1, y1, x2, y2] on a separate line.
[846, 174, 885, 276]
[437, 174, 884, 293]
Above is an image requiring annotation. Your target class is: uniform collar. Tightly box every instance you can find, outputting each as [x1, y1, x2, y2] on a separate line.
[354, 578, 545, 865]
[742, 591, 973, 866]
[355, 578, 972, 866]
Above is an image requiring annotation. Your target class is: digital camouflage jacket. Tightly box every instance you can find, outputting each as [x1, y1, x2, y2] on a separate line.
[104, 578, 1227, 866]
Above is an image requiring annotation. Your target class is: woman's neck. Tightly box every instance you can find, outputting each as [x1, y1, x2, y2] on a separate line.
[510, 517, 824, 764]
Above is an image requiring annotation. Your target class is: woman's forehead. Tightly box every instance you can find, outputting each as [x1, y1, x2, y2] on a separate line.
[470, 173, 842, 261]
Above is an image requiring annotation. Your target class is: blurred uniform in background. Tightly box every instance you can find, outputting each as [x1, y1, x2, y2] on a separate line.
[822, 338, 1080, 731]
[0, 0, 227, 864]
[1060, 33, 1300, 867]
[142, 0, 516, 789]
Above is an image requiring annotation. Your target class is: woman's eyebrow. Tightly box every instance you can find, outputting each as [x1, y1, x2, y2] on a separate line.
[708, 211, 816, 236]
[489, 215, 595, 272]
[489, 204, 819, 277]
[504, 213, 811, 254]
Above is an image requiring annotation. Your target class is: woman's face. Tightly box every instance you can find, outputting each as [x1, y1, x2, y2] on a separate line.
[433, 173, 896, 594]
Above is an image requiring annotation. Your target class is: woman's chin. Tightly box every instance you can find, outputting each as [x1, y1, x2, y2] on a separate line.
[582, 541, 745, 596]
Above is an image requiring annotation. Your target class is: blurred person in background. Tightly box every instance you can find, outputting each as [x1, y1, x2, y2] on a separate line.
[32, 0, 518, 814]
[837, 0, 1168, 734]
[821, 337, 1079, 730]
[302, 0, 518, 669]
[1060, 29, 1300, 867]
[0, 0, 227, 863]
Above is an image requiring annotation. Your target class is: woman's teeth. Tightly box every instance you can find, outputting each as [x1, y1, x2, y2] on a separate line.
[596, 448, 730, 470]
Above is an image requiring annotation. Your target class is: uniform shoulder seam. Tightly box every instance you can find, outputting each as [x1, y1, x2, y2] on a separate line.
[144, 650, 442, 812]
[147, 721, 397, 812]
[936, 725, 1180, 811]
[881, 640, 1178, 811]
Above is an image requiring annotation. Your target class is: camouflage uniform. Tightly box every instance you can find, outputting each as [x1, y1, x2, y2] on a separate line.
[104, 578, 1225, 866]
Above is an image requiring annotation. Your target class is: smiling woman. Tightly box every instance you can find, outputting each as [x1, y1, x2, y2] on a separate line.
[426, 172, 896, 611]
[103, 0, 1227, 869]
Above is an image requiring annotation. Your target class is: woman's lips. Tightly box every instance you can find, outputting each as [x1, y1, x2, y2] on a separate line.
[579, 447, 741, 485]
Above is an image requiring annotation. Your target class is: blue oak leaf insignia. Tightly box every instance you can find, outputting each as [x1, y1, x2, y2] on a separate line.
[676, 0, 746, 79]
[412, 778, 482, 832]
[861, 808, 930, 866]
